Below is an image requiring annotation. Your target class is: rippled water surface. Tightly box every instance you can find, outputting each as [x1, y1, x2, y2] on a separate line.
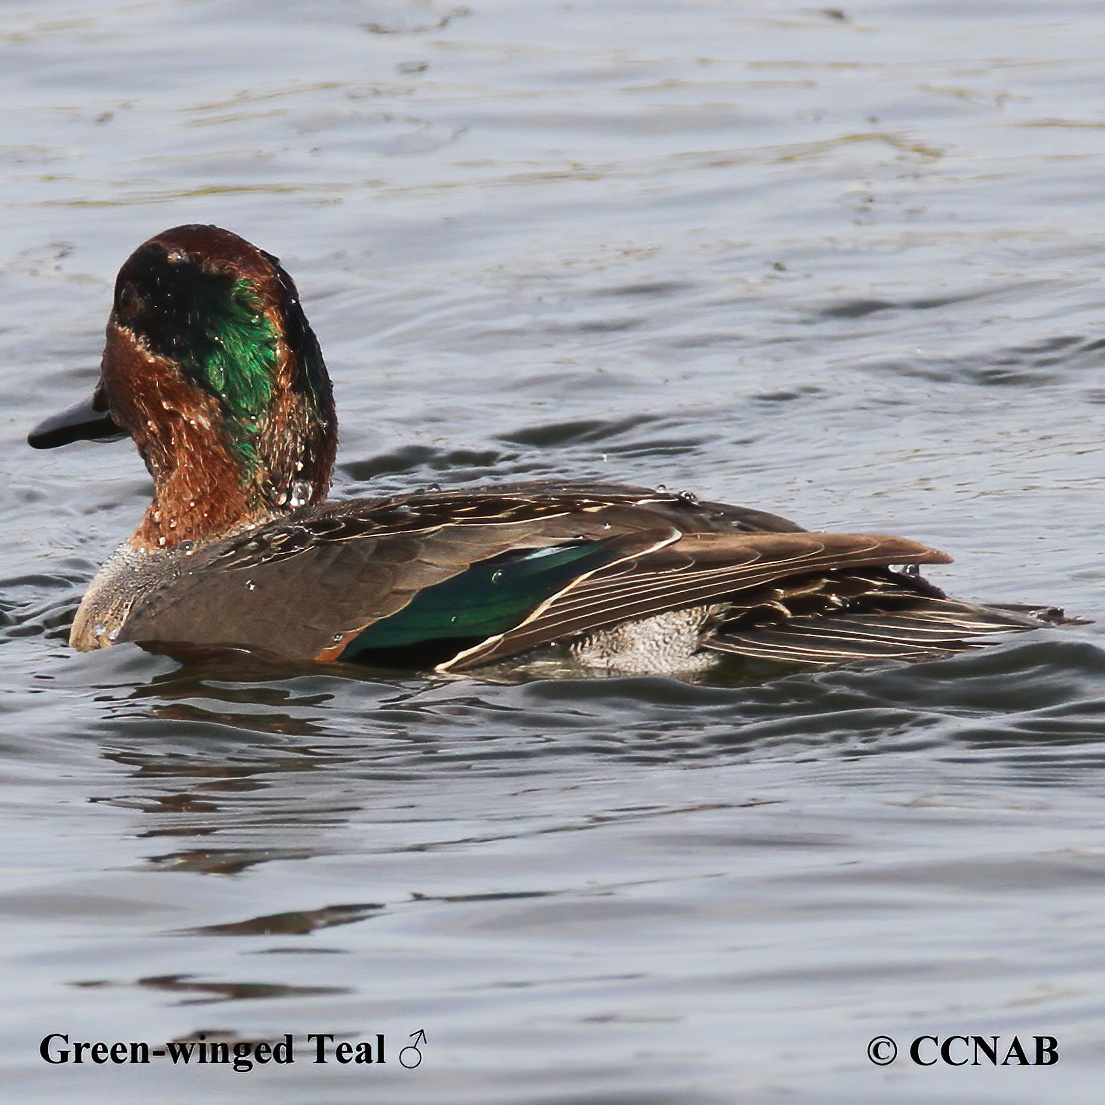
[4, 2, 1105, 1102]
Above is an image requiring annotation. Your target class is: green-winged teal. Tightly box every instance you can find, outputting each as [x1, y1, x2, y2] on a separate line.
[29, 225, 1056, 673]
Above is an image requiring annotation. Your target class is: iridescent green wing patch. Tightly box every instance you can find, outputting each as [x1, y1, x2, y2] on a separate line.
[342, 543, 613, 659]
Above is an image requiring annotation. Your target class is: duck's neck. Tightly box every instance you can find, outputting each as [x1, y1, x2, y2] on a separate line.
[132, 416, 273, 549]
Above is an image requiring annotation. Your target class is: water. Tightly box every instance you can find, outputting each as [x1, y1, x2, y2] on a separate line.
[3, 1, 1105, 1101]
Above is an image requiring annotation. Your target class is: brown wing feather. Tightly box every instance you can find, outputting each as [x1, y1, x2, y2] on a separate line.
[704, 598, 1044, 665]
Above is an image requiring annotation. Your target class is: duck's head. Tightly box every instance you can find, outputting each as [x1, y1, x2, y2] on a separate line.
[29, 224, 337, 549]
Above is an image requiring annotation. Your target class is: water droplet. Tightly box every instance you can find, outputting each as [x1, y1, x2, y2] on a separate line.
[152, 509, 162, 522]
[289, 480, 311, 508]
[332, 633, 343, 643]
[428, 483, 442, 492]
[450, 615, 458, 623]
[108, 627, 120, 641]
[246, 580, 256, 591]
[490, 569, 503, 584]
[157, 535, 167, 547]
[656, 483, 667, 492]
[677, 489, 698, 505]
[93, 622, 106, 637]
[179, 540, 196, 554]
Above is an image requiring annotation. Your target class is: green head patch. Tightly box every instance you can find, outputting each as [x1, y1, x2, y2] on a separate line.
[113, 243, 280, 463]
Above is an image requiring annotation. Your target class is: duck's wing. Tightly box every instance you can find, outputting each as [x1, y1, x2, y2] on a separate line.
[435, 529, 952, 670]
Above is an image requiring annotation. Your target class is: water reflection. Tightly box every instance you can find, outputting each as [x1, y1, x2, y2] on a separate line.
[80, 632, 1105, 782]
[136, 974, 349, 1004]
[143, 846, 318, 876]
[188, 902, 385, 937]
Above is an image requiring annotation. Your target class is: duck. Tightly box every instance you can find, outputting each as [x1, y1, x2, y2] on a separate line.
[28, 224, 1057, 675]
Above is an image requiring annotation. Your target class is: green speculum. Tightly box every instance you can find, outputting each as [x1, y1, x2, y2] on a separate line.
[344, 542, 614, 664]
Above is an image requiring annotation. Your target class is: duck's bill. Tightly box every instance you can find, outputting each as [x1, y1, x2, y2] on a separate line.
[28, 388, 125, 449]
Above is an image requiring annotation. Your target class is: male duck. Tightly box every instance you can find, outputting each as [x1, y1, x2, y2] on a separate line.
[29, 225, 1051, 674]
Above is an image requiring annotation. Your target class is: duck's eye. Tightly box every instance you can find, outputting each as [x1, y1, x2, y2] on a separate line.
[117, 282, 142, 319]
